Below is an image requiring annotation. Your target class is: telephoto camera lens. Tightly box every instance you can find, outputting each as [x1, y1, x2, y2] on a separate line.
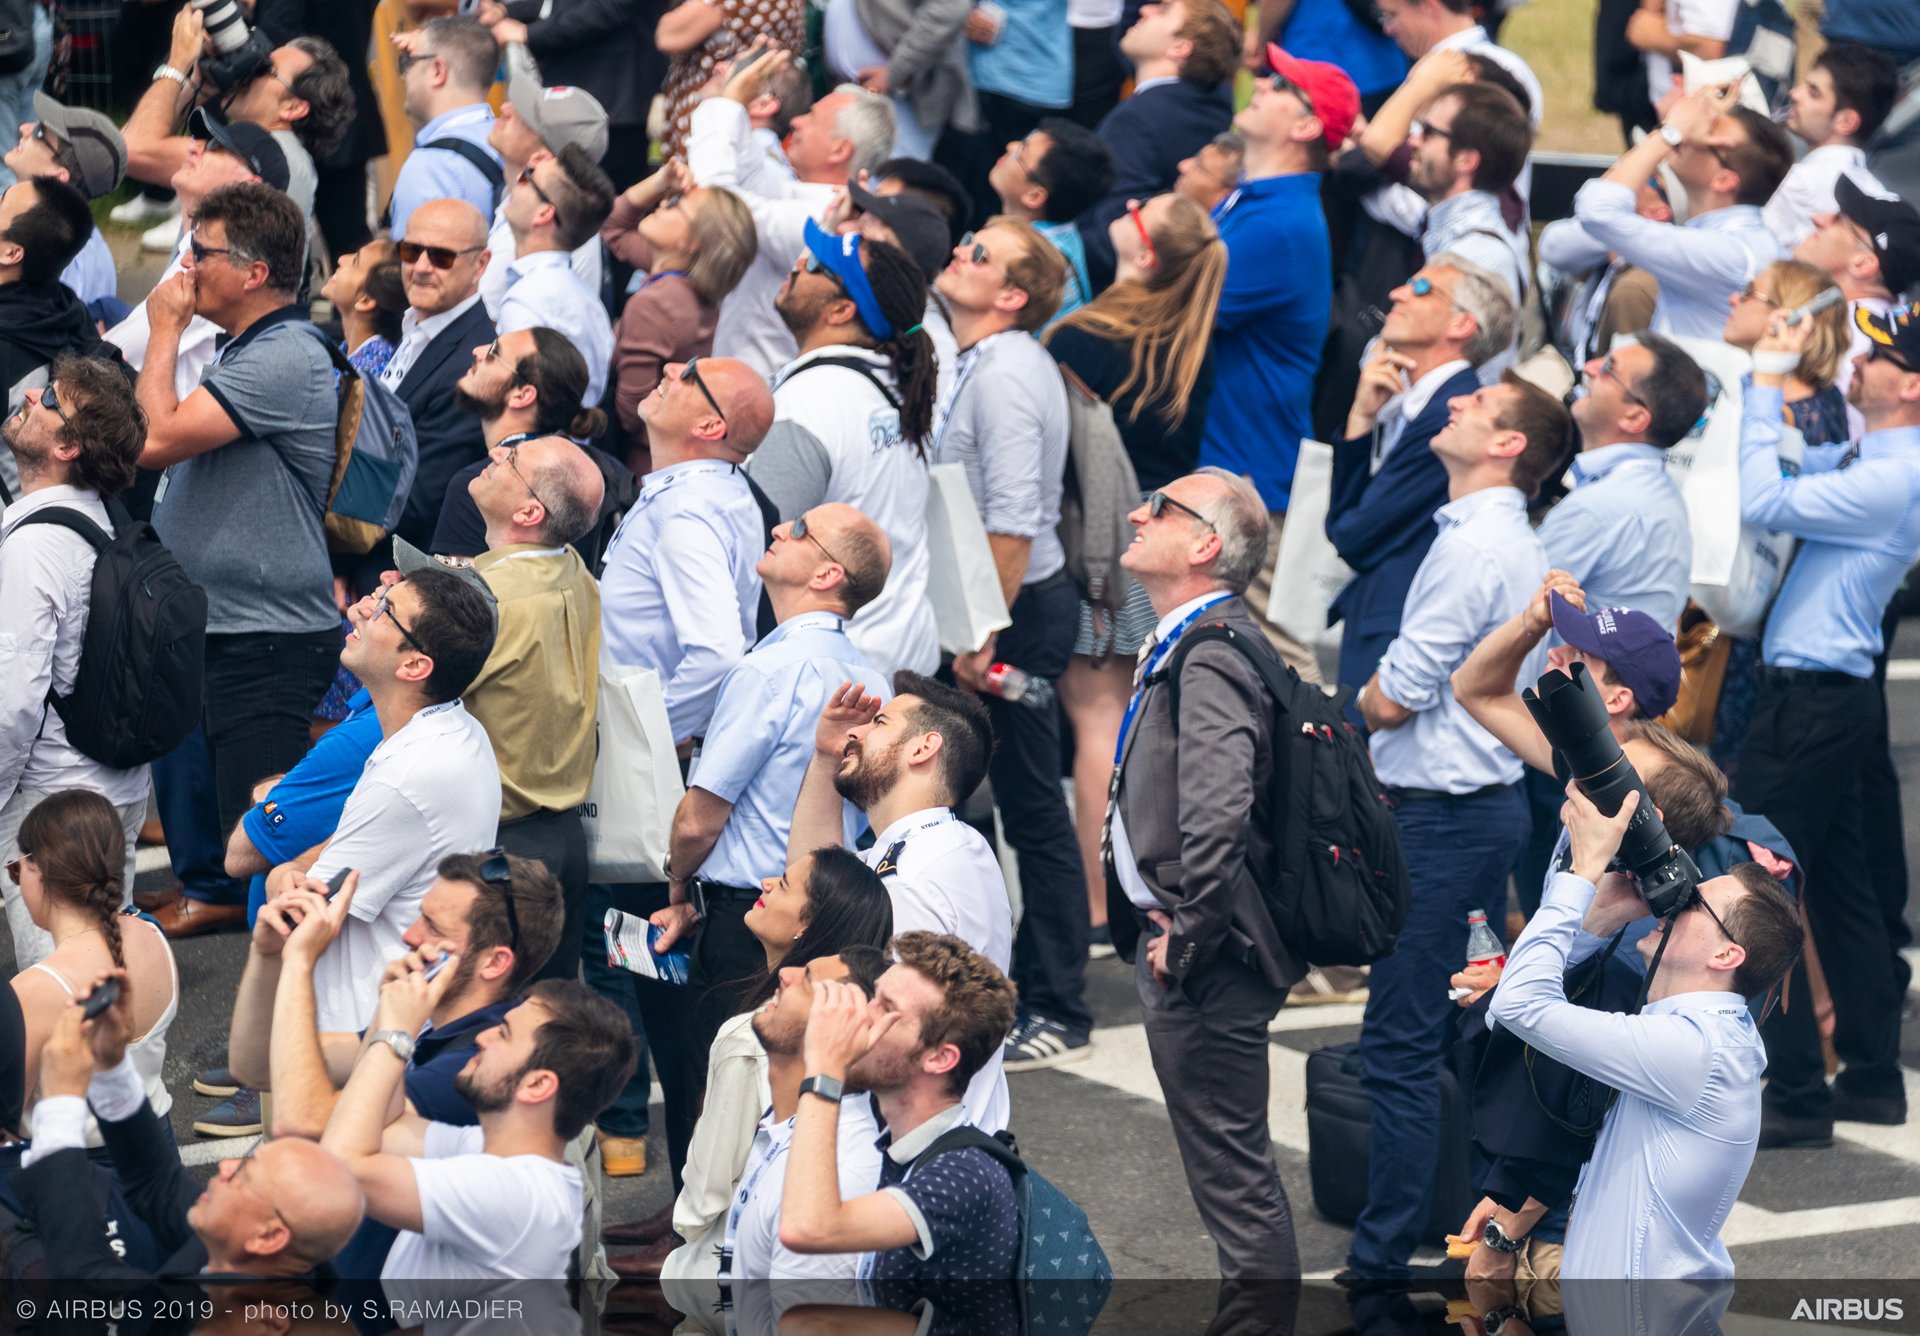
[1520, 662, 1702, 917]
[192, 0, 252, 56]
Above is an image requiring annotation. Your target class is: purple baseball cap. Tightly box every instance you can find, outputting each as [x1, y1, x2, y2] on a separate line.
[1549, 592, 1681, 719]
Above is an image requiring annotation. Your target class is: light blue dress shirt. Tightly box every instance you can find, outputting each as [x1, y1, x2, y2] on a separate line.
[600, 460, 765, 742]
[966, 0, 1071, 109]
[60, 227, 115, 305]
[495, 248, 615, 406]
[1572, 181, 1782, 340]
[1490, 871, 1765, 1279]
[389, 104, 502, 241]
[689, 612, 888, 887]
[1035, 220, 1091, 324]
[1739, 382, 1920, 677]
[1372, 486, 1547, 791]
[1538, 442, 1693, 631]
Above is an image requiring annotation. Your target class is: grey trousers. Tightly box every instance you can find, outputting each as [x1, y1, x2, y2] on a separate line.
[1, 786, 144, 970]
[1137, 934, 1300, 1280]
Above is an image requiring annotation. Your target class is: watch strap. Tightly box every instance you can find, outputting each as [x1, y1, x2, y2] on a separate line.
[154, 64, 190, 87]
[368, 1028, 415, 1061]
[1483, 1304, 1528, 1335]
[799, 1074, 844, 1103]
[1482, 1217, 1528, 1253]
[1658, 123, 1684, 148]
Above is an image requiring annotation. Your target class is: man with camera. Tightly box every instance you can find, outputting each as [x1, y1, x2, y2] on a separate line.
[120, 1, 353, 230]
[1488, 783, 1802, 1278]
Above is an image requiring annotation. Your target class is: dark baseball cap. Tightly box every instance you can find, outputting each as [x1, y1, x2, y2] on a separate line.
[32, 92, 126, 199]
[187, 107, 290, 194]
[847, 180, 949, 286]
[1855, 301, 1920, 373]
[1549, 592, 1682, 720]
[1836, 172, 1920, 298]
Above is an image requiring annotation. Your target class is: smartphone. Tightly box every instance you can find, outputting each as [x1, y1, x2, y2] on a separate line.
[1783, 286, 1845, 327]
[324, 867, 351, 899]
[82, 976, 120, 1021]
[423, 952, 455, 982]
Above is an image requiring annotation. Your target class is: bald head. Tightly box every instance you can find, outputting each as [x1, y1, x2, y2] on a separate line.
[399, 198, 491, 315]
[702, 357, 777, 457]
[522, 434, 606, 546]
[192, 1137, 364, 1275]
[812, 501, 891, 615]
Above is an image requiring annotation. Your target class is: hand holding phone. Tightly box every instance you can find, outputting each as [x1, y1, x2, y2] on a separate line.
[324, 867, 351, 899]
[1783, 286, 1845, 327]
[82, 976, 120, 1021]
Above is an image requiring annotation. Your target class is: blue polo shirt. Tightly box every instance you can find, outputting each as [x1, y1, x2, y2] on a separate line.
[1198, 173, 1332, 512]
[240, 689, 383, 923]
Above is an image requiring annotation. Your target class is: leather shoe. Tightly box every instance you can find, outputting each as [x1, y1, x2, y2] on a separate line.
[134, 881, 182, 913]
[606, 1234, 680, 1280]
[1758, 1109, 1833, 1149]
[599, 1132, 647, 1177]
[152, 894, 247, 938]
[604, 1203, 675, 1247]
[1833, 1088, 1908, 1125]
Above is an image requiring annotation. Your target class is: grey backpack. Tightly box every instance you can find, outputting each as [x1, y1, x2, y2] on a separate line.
[1056, 365, 1139, 664]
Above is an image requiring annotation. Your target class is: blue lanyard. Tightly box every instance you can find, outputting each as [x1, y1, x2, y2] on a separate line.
[1112, 596, 1232, 764]
[638, 268, 688, 290]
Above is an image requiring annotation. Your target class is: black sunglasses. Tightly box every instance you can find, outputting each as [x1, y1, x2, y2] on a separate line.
[189, 237, 234, 266]
[398, 240, 485, 270]
[40, 382, 70, 423]
[1147, 490, 1216, 531]
[477, 847, 522, 955]
[396, 49, 440, 76]
[518, 164, 559, 217]
[800, 253, 850, 294]
[1869, 343, 1919, 374]
[790, 512, 858, 590]
[680, 356, 729, 432]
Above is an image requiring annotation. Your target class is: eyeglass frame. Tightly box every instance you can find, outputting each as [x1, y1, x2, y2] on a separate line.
[1146, 489, 1217, 531]
[1597, 351, 1650, 409]
[955, 230, 993, 267]
[476, 847, 523, 955]
[371, 581, 425, 656]
[518, 164, 563, 229]
[397, 240, 486, 270]
[1734, 280, 1780, 307]
[679, 356, 729, 433]
[1126, 199, 1156, 266]
[1266, 69, 1316, 119]
[39, 381, 71, 423]
[188, 237, 236, 267]
[5, 849, 29, 885]
[498, 440, 546, 511]
[789, 511, 859, 590]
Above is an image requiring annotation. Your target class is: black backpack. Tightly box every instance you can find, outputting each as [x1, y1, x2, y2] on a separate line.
[13, 501, 208, 770]
[1162, 623, 1409, 966]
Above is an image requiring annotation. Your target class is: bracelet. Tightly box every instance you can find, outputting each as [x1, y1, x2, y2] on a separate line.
[153, 63, 189, 88]
[1752, 348, 1801, 375]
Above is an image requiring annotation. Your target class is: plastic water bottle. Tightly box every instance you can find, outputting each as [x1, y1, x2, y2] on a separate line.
[1465, 907, 1507, 971]
[981, 662, 1057, 710]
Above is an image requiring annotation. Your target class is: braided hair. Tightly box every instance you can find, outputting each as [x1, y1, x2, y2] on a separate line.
[17, 789, 128, 969]
[858, 238, 939, 454]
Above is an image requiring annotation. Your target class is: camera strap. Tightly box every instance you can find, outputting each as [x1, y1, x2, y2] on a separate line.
[1523, 924, 1634, 1138]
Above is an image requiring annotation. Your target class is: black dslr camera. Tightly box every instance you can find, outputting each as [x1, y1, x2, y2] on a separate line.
[1521, 662, 1701, 917]
[192, 0, 275, 93]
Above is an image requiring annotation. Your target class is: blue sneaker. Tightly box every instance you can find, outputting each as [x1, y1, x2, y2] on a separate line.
[193, 1087, 262, 1137]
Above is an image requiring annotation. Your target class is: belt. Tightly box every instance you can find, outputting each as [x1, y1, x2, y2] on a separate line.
[499, 806, 576, 828]
[1383, 782, 1515, 805]
[689, 876, 760, 915]
[1755, 664, 1868, 689]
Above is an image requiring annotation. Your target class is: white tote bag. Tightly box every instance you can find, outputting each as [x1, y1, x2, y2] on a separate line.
[1265, 439, 1352, 654]
[579, 661, 683, 884]
[924, 462, 1011, 655]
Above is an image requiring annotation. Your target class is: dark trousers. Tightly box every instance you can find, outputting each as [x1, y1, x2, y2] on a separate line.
[1062, 26, 1124, 131]
[582, 881, 661, 1148]
[501, 806, 589, 983]
[993, 573, 1092, 1034]
[150, 723, 241, 901]
[1736, 668, 1906, 1117]
[1513, 766, 1567, 918]
[599, 125, 655, 193]
[938, 90, 1051, 231]
[685, 882, 770, 1091]
[313, 160, 373, 261]
[1137, 933, 1298, 1279]
[1867, 598, 1912, 994]
[1350, 784, 1528, 1274]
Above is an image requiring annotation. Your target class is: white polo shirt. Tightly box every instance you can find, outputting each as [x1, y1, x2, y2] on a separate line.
[862, 807, 1013, 1132]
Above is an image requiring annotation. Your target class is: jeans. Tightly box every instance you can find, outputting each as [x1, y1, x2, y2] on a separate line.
[0, 7, 53, 192]
[151, 723, 245, 904]
[993, 572, 1092, 1034]
[1349, 784, 1528, 1275]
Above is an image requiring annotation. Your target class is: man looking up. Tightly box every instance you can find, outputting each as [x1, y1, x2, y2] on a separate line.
[5, 94, 127, 304]
[1199, 49, 1350, 679]
[387, 17, 505, 239]
[0, 175, 111, 443]
[1173, 131, 1243, 214]
[1345, 373, 1572, 1280]
[1767, 43, 1899, 247]
[1794, 175, 1920, 391]
[788, 670, 1012, 1128]
[493, 143, 616, 406]
[986, 118, 1113, 320]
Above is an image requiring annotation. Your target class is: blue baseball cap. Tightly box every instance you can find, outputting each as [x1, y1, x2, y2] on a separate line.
[1549, 592, 1682, 719]
[802, 218, 895, 342]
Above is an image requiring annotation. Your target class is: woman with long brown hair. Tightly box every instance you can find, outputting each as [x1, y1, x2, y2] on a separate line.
[9, 789, 178, 1138]
[1043, 192, 1227, 951]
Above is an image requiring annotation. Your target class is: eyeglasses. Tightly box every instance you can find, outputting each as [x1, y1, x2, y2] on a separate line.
[1597, 352, 1649, 409]
[1146, 490, 1216, 531]
[40, 382, 70, 423]
[189, 237, 233, 266]
[397, 240, 485, 270]
[1007, 137, 1042, 183]
[225, 1143, 288, 1230]
[1684, 892, 1738, 945]
[679, 357, 729, 433]
[790, 511, 859, 590]
[499, 441, 546, 510]
[1267, 69, 1315, 116]
[371, 582, 424, 655]
[518, 165, 557, 216]
[477, 847, 522, 955]
[1405, 274, 1465, 312]
[5, 850, 28, 885]
[1735, 281, 1779, 307]
[1126, 200, 1156, 266]
[955, 231, 992, 267]
[1409, 119, 1452, 144]
[396, 49, 440, 76]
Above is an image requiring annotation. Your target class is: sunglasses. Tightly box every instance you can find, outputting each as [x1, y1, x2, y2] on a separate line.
[396, 49, 440, 76]
[1735, 281, 1779, 307]
[789, 511, 859, 590]
[1126, 200, 1156, 266]
[1267, 69, 1315, 116]
[679, 356, 729, 432]
[1406, 274, 1464, 309]
[371, 582, 424, 655]
[476, 848, 523, 956]
[189, 237, 234, 266]
[398, 240, 485, 270]
[800, 253, 850, 295]
[1146, 489, 1216, 531]
[1868, 343, 1919, 373]
[1597, 352, 1649, 408]
[518, 164, 560, 220]
[1409, 119, 1451, 144]
[40, 382, 70, 423]
[955, 231, 992, 267]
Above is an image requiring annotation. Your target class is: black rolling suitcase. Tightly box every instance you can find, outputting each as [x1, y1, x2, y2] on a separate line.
[1304, 1041, 1475, 1239]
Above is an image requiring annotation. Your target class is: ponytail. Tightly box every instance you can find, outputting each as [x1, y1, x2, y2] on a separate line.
[17, 789, 128, 968]
[858, 239, 940, 454]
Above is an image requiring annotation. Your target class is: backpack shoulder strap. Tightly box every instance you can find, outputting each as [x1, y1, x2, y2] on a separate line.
[782, 354, 903, 412]
[913, 1124, 1027, 1181]
[11, 506, 111, 552]
[1160, 622, 1294, 734]
[420, 137, 507, 201]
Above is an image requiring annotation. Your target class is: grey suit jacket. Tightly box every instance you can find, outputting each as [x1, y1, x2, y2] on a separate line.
[1105, 597, 1306, 991]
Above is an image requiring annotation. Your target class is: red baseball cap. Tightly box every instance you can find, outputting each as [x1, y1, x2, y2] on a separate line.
[1265, 44, 1360, 149]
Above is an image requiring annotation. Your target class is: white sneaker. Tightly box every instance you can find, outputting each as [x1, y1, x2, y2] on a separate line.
[140, 215, 182, 254]
[110, 194, 179, 227]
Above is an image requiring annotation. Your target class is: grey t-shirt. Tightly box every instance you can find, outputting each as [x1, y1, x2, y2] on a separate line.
[273, 129, 318, 219]
[153, 309, 338, 635]
[932, 329, 1069, 586]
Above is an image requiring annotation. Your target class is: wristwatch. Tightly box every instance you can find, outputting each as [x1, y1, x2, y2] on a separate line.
[1482, 1305, 1528, 1335]
[367, 1029, 416, 1063]
[1658, 123, 1685, 149]
[153, 63, 190, 88]
[1482, 1217, 1529, 1254]
[798, 1074, 844, 1104]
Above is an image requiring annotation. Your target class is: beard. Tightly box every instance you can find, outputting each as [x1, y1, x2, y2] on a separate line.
[453, 379, 509, 422]
[844, 1041, 918, 1095]
[776, 281, 835, 340]
[832, 736, 905, 812]
[453, 1060, 523, 1114]
[750, 1003, 804, 1057]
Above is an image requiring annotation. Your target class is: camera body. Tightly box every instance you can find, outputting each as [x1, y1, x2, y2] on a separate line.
[1521, 662, 1702, 917]
[191, 0, 275, 93]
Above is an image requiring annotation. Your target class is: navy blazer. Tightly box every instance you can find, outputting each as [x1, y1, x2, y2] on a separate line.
[1324, 364, 1481, 694]
[1079, 77, 1233, 290]
[394, 300, 496, 550]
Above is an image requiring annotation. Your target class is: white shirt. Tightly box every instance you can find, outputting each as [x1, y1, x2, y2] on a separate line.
[755, 346, 939, 677]
[104, 234, 218, 400]
[1372, 357, 1472, 471]
[1647, 0, 1740, 102]
[688, 97, 837, 378]
[0, 486, 149, 810]
[481, 201, 605, 322]
[383, 1122, 583, 1280]
[382, 292, 485, 390]
[495, 247, 615, 405]
[725, 1095, 882, 1280]
[308, 700, 502, 1031]
[863, 807, 1014, 1132]
[1763, 146, 1884, 248]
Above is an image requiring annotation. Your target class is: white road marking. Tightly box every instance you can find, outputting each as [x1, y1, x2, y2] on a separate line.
[1887, 660, 1920, 681]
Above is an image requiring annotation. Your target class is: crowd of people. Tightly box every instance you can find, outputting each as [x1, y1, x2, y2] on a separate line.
[0, 0, 1917, 1322]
